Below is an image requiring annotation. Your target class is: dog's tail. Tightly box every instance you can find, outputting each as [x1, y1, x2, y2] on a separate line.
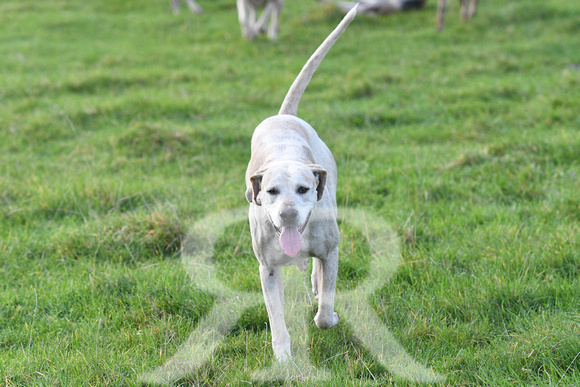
[278, 4, 358, 116]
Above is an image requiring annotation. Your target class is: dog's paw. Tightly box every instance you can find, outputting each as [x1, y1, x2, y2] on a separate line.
[314, 312, 339, 329]
[273, 343, 291, 362]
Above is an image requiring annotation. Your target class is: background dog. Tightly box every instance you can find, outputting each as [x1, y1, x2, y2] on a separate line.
[237, 0, 284, 40]
[318, 0, 425, 16]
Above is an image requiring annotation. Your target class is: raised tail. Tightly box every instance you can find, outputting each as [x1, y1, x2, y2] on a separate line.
[278, 4, 358, 116]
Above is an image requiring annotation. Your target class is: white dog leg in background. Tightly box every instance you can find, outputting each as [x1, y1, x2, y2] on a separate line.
[171, 0, 203, 14]
[255, 3, 272, 32]
[237, 0, 284, 41]
[237, 0, 255, 40]
[265, 2, 281, 40]
[184, 0, 203, 13]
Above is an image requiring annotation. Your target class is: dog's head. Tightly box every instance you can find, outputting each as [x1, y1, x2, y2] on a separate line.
[245, 163, 327, 254]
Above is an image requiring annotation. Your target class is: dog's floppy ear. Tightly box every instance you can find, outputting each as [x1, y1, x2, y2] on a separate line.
[308, 165, 327, 201]
[249, 173, 263, 206]
[245, 187, 253, 204]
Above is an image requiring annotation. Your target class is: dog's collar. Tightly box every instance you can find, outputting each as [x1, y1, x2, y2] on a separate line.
[268, 211, 311, 236]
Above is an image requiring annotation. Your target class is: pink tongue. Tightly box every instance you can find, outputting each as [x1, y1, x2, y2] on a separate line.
[279, 227, 302, 255]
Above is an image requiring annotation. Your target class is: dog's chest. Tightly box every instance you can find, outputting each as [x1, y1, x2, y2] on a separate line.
[255, 233, 315, 265]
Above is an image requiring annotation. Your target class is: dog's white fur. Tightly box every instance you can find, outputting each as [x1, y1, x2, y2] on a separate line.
[237, 0, 284, 40]
[319, 0, 425, 16]
[244, 6, 357, 361]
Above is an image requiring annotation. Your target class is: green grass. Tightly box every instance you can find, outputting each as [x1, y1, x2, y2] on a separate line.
[1, 0, 579, 385]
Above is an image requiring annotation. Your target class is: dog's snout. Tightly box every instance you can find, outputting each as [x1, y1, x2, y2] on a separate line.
[279, 208, 298, 223]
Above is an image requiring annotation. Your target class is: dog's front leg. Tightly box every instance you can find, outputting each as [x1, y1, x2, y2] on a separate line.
[259, 264, 291, 361]
[237, 0, 255, 40]
[313, 248, 340, 329]
[171, 0, 180, 14]
[267, 5, 280, 40]
[184, 0, 203, 13]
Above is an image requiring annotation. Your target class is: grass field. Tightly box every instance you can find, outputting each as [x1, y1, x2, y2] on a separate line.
[1, 0, 579, 385]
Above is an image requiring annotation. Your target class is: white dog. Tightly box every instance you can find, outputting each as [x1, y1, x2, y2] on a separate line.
[244, 6, 357, 361]
[237, 0, 284, 40]
[319, 0, 425, 16]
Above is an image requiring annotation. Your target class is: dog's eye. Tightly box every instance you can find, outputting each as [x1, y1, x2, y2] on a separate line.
[267, 188, 279, 195]
[297, 186, 309, 194]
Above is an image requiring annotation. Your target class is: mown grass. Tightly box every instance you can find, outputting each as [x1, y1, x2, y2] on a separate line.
[1, 0, 579, 385]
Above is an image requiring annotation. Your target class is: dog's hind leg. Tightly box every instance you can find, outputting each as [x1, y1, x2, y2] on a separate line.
[237, 0, 258, 40]
[437, 0, 447, 30]
[267, 3, 281, 40]
[460, 0, 470, 22]
[468, 0, 478, 19]
[313, 249, 340, 329]
[311, 258, 320, 298]
[171, 0, 180, 14]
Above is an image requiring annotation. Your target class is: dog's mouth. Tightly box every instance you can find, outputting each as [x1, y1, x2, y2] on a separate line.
[269, 212, 311, 256]
[269, 211, 311, 236]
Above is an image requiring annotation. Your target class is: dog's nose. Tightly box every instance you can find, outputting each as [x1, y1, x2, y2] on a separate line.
[279, 208, 298, 223]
